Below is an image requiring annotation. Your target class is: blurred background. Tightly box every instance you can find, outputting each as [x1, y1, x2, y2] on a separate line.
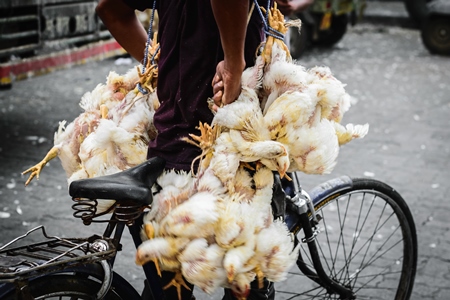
[0, 0, 448, 89]
[1, 0, 449, 299]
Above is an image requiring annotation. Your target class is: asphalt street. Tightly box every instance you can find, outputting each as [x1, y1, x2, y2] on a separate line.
[1, 3, 449, 299]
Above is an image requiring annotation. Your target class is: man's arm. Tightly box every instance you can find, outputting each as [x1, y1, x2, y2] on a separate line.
[96, 0, 148, 62]
[210, 0, 249, 108]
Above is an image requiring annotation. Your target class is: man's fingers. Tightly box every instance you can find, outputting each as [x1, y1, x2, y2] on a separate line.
[213, 80, 224, 93]
[212, 74, 220, 86]
[212, 90, 223, 107]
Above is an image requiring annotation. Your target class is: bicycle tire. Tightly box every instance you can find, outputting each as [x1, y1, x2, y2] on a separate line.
[0, 264, 141, 300]
[286, 177, 417, 299]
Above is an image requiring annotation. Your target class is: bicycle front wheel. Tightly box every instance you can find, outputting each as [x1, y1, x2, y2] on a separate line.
[289, 177, 417, 299]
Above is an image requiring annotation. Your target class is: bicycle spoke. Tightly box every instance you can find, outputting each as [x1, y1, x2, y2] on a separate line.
[332, 193, 380, 283]
[356, 197, 388, 273]
[330, 199, 345, 279]
[316, 212, 335, 275]
[283, 285, 328, 299]
[285, 179, 416, 300]
[346, 211, 398, 266]
[300, 244, 314, 267]
[336, 197, 352, 285]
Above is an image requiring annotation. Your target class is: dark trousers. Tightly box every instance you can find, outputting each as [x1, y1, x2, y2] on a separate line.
[161, 271, 275, 300]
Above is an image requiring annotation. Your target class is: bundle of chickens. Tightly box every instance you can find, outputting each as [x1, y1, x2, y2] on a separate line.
[22, 34, 161, 213]
[135, 7, 368, 299]
[22, 4, 368, 300]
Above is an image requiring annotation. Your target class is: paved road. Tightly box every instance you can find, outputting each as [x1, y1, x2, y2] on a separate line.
[1, 13, 449, 300]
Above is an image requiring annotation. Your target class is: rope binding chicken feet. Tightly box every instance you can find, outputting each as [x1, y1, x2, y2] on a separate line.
[136, 32, 160, 95]
[259, 2, 301, 64]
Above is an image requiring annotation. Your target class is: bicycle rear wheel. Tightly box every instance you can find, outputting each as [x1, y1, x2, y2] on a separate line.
[0, 265, 141, 300]
[286, 178, 417, 299]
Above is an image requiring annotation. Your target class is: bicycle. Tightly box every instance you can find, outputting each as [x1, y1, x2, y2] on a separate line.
[0, 156, 417, 299]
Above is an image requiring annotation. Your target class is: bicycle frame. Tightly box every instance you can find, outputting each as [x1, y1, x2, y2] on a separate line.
[0, 174, 358, 300]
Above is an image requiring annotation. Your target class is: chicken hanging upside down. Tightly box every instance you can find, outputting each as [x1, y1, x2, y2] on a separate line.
[22, 37, 161, 214]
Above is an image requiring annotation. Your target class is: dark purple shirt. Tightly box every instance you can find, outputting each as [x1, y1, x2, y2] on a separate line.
[123, 0, 267, 171]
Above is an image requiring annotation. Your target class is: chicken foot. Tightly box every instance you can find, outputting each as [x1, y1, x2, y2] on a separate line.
[183, 122, 221, 172]
[22, 147, 59, 186]
[163, 271, 192, 300]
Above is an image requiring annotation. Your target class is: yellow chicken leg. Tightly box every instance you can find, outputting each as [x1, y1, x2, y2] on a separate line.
[163, 271, 191, 300]
[135, 254, 162, 277]
[144, 223, 155, 240]
[22, 147, 59, 186]
[100, 104, 109, 119]
[254, 266, 265, 289]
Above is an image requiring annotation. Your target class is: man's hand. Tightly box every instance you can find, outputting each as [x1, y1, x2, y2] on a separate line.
[211, 60, 245, 111]
[210, 0, 248, 111]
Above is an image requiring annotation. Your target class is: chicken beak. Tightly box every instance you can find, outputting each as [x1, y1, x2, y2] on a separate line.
[135, 251, 162, 277]
[227, 267, 236, 283]
[135, 249, 146, 266]
[277, 159, 289, 179]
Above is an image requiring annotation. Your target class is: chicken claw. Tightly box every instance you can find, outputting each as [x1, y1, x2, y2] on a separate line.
[22, 147, 59, 186]
[163, 271, 191, 300]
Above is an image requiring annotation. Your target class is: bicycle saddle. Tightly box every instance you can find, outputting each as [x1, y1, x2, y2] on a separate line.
[69, 157, 166, 205]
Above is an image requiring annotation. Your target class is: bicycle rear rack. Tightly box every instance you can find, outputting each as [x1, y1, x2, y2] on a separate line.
[0, 226, 116, 282]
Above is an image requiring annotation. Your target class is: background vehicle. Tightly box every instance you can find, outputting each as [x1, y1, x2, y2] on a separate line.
[420, 0, 450, 55]
[288, 0, 367, 58]
[403, 0, 433, 25]
[0, 0, 123, 89]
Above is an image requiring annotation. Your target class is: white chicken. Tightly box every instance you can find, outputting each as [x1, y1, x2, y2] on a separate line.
[135, 235, 191, 282]
[23, 31, 161, 186]
[159, 191, 220, 238]
[23, 44, 160, 214]
[179, 238, 227, 294]
[252, 220, 300, 283]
